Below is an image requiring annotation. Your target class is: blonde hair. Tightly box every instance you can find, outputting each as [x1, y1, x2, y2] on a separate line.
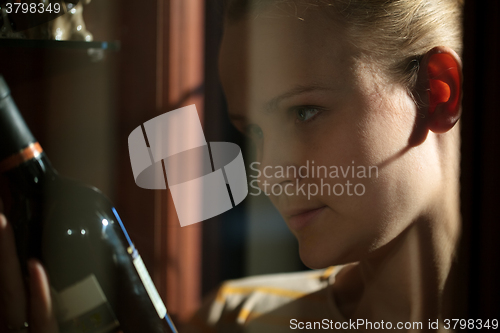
[224, 0, 464, 91]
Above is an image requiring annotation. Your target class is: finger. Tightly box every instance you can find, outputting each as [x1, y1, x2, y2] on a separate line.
[0, 214, 28, 331]
[28, 260, 58, 333]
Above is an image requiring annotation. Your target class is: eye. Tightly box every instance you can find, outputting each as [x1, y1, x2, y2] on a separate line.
[295, 106, 320, 122]
[245, 124, 263, 141]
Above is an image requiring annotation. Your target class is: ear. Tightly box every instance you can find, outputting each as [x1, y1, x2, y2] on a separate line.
[414, 46, 463, 134]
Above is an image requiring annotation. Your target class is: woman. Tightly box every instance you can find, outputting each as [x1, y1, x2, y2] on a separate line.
[0, 0, 464, 332]
[185, 0, 464, 332]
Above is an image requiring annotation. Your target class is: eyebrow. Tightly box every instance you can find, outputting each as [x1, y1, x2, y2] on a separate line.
[264, 84, 331, 112]
[228, 84, 332, 123]
[228, 114, 247, 124]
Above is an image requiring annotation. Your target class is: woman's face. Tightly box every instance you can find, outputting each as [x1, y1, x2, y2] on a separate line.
[219, 9, 441, 268]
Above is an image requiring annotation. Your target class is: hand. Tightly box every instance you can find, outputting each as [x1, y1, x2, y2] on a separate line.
[0, 213, 59, 333]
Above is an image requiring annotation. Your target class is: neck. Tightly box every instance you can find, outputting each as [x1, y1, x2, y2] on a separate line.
[333, 193, 461, 330]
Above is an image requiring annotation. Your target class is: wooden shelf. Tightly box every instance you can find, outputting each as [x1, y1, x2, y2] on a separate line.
[0, 38, 120, 50]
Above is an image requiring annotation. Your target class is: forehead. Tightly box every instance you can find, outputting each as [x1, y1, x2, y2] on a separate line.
[218, 8, 358, 115]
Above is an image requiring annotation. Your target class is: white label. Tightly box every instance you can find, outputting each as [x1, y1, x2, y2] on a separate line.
[54, 275, 108, 322]
[52, 275, 119, 333]
[132, 255, 167, 319]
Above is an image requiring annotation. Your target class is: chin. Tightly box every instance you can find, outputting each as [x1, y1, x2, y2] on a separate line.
[297, 236, 368, 269]
[298, 242, 341, 269]
[299, 254, 331, 270]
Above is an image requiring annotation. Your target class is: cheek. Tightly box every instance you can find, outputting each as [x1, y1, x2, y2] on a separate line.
[319, 92, 425, 250]
[357, 88, 416, 163]
[347, 95, 424, 234]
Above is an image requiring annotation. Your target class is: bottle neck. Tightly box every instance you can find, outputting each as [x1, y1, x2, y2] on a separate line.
[0, 93, 36, 161]
[1, 146, 58, 194]
[0, 142, 44, 173]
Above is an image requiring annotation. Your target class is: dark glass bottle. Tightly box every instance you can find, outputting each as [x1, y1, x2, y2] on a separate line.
[0, 76, 178, 333]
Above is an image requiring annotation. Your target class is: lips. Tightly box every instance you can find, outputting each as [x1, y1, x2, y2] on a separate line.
[285, 206, 327, 231]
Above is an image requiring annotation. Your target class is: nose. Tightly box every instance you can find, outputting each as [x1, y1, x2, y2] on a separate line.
[255, 127, 303, 190]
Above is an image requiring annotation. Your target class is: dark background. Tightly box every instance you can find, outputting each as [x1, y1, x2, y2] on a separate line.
[461, 0, 500, 321]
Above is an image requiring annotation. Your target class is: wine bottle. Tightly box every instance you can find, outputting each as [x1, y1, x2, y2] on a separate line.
[0, 76, 178, 333]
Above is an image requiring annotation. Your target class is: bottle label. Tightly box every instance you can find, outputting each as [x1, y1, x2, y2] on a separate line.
[132, 255, 167, 319]
[52, 275, 119, 333]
